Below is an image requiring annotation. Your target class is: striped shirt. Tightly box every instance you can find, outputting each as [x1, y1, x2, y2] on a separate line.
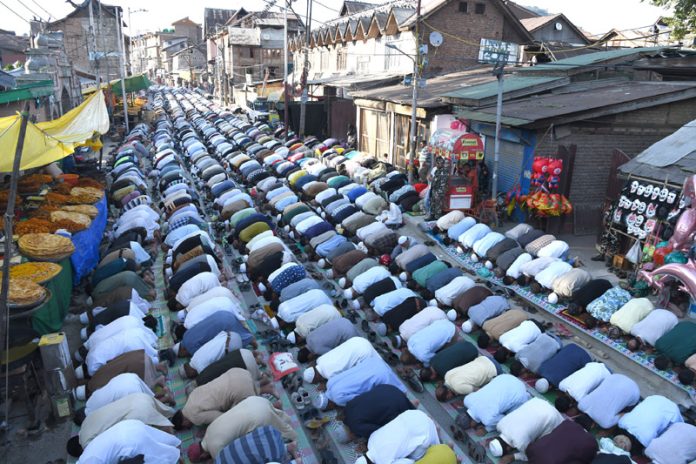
[215, 426, 290, 464]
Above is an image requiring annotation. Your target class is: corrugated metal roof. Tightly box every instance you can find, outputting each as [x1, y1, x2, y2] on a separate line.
[454, 81, 696, 127]
[619, 120, 696, 183]
[441, 75, 568, 106]
[351, 68, 495, 108]
[455, 109, 532, 126]
[517, 46, 668, 72]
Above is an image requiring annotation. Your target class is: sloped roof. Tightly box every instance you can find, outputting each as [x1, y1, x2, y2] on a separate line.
[517, 46, 669, 74]
[520, 14, 561, 32]
[619, 119, 696, 184]
[341, 1, 377, 16]
[442, 75, 569, 106]
[506, 1, 541, 20]
[455, 81, 696, 128]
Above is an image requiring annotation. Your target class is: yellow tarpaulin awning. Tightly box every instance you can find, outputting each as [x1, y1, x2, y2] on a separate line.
[0, 90, 110, 173]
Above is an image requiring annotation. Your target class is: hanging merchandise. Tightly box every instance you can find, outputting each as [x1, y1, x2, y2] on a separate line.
[518, 156, 572, 218]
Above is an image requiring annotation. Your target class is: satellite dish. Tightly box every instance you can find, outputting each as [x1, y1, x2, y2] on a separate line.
[555, 22, 563, 31]
[429, 31, 443, 47]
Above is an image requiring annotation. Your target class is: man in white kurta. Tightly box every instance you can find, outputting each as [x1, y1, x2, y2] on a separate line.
[306, 337, 377, 383]
[83, 315, 147, 351]
[78, 392, 175, 447]
[398, 307, 449, 342]
[84, 373, 155, 416]
[405, 319, 456, 365]
[77, 419, 181, 463]
[181, 296, 243, 330]
[188, 331, 243, 374]
[175, 271, 220, 306]
[464, 374, 529, 431]
[356, 410, 439, 464]
[84, 327, 159, 376]
[558, 362, 611, 402]
[494, 397, 563, 454]
[499, 320, 542, 353]
[293, 305, 341, 338]
[277, 288, 333, 323]
[434, 276, 475, 307]
[351, 266, 391, 295]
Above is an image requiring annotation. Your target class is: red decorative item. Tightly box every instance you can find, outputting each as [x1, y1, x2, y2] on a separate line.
[653, 245, 673, 267]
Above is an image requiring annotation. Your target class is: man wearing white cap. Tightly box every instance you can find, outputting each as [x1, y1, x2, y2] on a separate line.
[461, 295, 510, 334]
[390, 235, 420, 261]
[275, 288, 333, 325]
[303, 337, 377, 384]
[488, 397, 563, 460]
[394, 244, 430, 272]
[80, 315, 153, 354]
[354, 410, 439, 464]
[460, 374, 530, 433]
[435, 355, 500, 401]
[285, 304, 341, 345]
[344, 266, 391, 299]
[178, 296, 245, 330]
[174, 271, 220, 307]
[82, 373, 164, 417]
[297, 318, 359, 363]
[371, 288, 418, 318]
[313, 356, 405, 410]
[396, 307, 452, 347]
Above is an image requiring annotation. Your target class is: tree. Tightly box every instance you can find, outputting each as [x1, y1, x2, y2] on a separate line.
[647, 0, 696, 39]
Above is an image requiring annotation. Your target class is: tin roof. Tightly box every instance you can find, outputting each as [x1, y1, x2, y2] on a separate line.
[441, 75, 569, 106]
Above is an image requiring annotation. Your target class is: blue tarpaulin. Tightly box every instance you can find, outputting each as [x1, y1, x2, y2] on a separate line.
[70, 195, 107, 284]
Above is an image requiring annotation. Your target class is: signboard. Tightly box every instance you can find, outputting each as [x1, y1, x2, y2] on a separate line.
[428, 129, 485, 160]
[478, 38, 519, 65]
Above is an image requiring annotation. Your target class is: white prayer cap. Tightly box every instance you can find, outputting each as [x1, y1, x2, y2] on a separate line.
[240, 263, 247, 273]
[461, 320, 473, 333]
[289, 231, 295, 239]
[258, 283, 267, 293]
[470, 254, 479, 262]
[485, 260, 493, 270]
[287, 332, 297, 344]
[398, 236, 408, 245]
[321, 212, 326, 219]
[318, 258, 326, 268]
[86, 296, 93, 306]
[376, 323, 387, 337]
[276, 214, 282, 221]
[489, 439, 504, 457]
[429, 299, 439, 307]
[547, 292, 559, 304]
[326, 269, 334, 279]
[355, 457, 368, 464]
[284, 225, 290, 232]
[313, 393, 329, 410]
[338, 277, 347, 288]
[74, 365, 85, 380]
[242, 255, 248, 263]
[399, 272, 408, 282]
[358, 241, 365, 249]
[456, 245, 464, 254]
[270, 317, 280, 330]
[343, 289, 353, 300]
[535, 378, 550, 393]
[351, 300, 360, 311]
[177, 310, 187, 322]
[73, 385, 86, 402]
[447, 309, 457, 322]
[79, 313, 90, 324]
[80, 327, 88, 341]
[303, 367, 315, 383]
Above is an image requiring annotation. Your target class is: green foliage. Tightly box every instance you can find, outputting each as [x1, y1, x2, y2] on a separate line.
[647, 0, 696, 39]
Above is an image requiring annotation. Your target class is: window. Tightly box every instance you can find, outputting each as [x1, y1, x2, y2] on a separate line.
[337, 47, 347, 70]
[475, 3, 486, 14]
[459, 2, 468, 13]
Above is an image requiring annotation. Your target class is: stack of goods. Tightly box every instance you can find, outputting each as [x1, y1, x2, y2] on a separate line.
[2, 262, 62, 283]
[7, 278, 47, 308]
[18, 233, 75, 261]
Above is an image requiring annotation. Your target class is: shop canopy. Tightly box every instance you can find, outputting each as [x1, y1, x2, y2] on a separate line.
[428, 129, 485, 160]
[82, 74, 152, 95]
[0, 90, 109, 172]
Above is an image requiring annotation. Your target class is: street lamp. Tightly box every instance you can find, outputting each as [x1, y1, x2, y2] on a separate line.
[386, 42, 418, 183]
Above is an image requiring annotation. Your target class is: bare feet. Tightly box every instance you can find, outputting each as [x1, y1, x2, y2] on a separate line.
[156, 362, 169, 375]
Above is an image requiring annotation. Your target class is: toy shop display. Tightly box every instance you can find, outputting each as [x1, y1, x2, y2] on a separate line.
[516, 156, 573, 218]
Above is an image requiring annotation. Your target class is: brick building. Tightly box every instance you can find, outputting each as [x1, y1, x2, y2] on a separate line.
[445, 48, 696, 233]
[43, 0, 125, 83]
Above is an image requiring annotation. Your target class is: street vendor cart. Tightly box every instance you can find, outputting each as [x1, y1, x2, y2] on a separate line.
[427, 129, 485, 211]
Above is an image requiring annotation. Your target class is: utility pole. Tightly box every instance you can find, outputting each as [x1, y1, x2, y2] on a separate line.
[491, 61, 504, 203]
[298, 0, 312, 137]
[407, 0, 421, 183]
[116, 6, 129, 133]
[283, 0, 290, 140]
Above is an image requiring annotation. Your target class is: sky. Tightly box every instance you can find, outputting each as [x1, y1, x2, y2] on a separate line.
[1, 0, 672, 37]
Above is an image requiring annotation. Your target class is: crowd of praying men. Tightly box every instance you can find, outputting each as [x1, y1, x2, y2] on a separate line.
[63, 86, 696, 464]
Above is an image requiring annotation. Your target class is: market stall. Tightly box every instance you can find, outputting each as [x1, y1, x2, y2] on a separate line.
[427, 129, 485, 211]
